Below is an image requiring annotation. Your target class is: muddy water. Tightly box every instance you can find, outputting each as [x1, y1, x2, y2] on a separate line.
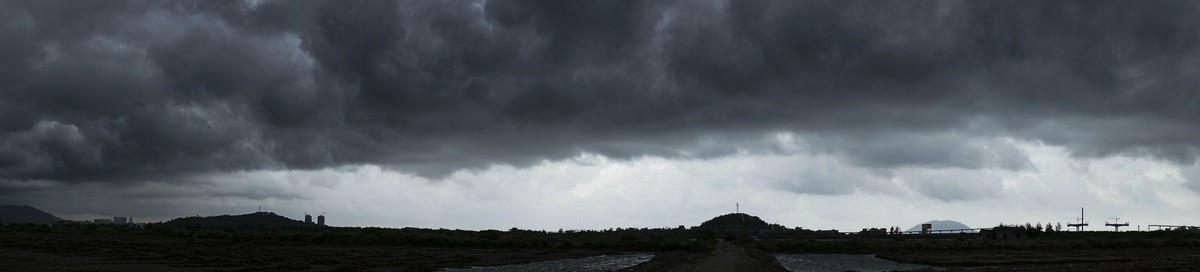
[774, 254, 937, 272]
[440, 253, 654, 272]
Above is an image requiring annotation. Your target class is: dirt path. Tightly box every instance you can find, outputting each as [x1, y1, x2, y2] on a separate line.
[689, 242, 787, 272]
[620, 242, 789, 272]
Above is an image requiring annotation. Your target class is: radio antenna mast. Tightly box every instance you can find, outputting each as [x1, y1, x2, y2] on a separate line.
[737, 203, 744, 221]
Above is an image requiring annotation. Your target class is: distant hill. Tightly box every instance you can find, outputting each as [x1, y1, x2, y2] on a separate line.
[158, 212, 323, 229]
[906, 220, 973, 232]
[699, 213, 772, 232]
[0, 205, 65, 224]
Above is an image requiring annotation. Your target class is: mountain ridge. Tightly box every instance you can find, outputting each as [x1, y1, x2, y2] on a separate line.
[0, 204, 65, 224]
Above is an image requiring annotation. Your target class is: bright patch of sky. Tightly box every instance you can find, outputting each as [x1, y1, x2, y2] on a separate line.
[38, 139, 1199, 232]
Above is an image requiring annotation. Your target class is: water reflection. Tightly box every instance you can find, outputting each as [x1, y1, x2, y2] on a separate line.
[441, 253, 653, 272]
[774, 254, 937, 272]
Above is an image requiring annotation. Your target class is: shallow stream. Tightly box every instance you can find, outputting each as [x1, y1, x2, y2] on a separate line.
[774, 254, 937, 272]
[439, 253, 653, 272]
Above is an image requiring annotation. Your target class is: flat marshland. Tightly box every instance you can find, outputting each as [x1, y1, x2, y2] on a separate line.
[3, 224, 1200, 271]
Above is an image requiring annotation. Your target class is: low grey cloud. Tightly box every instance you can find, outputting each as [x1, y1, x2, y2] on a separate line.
[766, 159, 877, 196]
[2, 0, 1199, 205]
[805, 132, 1033, 171]
[898, 168, 1004, 202]
[1183, 163, 1200, 193]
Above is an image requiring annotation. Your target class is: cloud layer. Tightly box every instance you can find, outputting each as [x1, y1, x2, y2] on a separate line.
[7, 142, 1197, 231]
[3, 0, 1200, 202]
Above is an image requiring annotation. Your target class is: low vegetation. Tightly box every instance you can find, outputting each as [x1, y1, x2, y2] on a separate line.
[4, 213, 1200, 271]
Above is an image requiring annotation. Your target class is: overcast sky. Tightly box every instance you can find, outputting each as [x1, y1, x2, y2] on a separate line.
[3, 0, 1200, 231]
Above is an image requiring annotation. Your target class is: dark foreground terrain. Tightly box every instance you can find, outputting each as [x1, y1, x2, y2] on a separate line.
[1, 223, 669, 272]
[1, 229, 610, 271]
[4, 223, 1200, 272]
[762, 231, 1200, 272]
[620, 242, 788, 272]
[879, 248, 1200, 271]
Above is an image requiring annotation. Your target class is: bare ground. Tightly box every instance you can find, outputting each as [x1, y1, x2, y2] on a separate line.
[620, 242, 788, 272]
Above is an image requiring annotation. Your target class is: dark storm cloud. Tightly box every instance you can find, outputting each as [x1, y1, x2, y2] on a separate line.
[3, 0, 1200, 189]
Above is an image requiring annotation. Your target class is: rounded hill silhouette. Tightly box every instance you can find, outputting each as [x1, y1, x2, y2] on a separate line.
[699, 213, 771, 232]
[160, 212, 323, 229]
[0, 205, 64, 224]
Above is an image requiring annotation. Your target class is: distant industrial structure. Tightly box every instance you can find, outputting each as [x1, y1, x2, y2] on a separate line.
[1148, 225, 1200, 231]
[897, 220, 976, 234]
[1067, 207, 1089, 231]
[318, 213, 325, 226]
[304, 213, 313, 224]
[980, 226, 1028, 239]
[1105, 217, 1129, 231]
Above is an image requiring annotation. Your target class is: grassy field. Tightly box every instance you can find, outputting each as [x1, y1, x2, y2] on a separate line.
[760, 231, 1200, 271]
[0, 223, 703, 272]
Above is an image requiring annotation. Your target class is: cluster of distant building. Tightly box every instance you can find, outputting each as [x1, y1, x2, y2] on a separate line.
[64, 216, 140, 225]
[304, 213, 326, 226]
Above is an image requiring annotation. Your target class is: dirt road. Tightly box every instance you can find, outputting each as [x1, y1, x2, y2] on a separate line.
[621, 242, 789, 272]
